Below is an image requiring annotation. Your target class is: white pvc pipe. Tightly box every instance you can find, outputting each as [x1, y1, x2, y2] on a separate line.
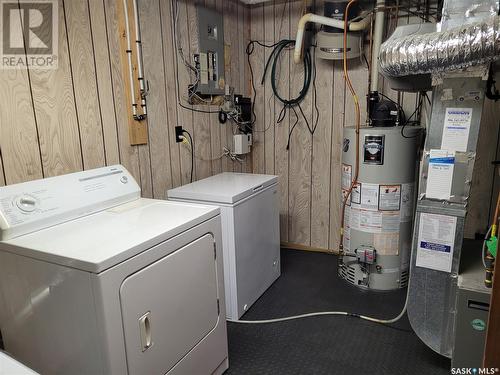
[123, 0, 138, 117]
[132, 0, 147, 116]
[370, 0, 385, 92]
[293, 12, 371, 64]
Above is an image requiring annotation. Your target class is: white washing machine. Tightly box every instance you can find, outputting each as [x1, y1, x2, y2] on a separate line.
[168, 173, 280, 319]
[0, 165, 228, 375]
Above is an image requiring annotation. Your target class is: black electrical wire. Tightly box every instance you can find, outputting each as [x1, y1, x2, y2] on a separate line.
[262, 39, 312, 107]
[245, 39, 319, 149]
[242, 38, 297, 131]
[245, 42, 258, 128]
[400, 93, 424, 139]
[286, 106, 300, 150]
[423, 91, 432, 106]
[311, 45, 320, 135]
[182, 130, 194, 182]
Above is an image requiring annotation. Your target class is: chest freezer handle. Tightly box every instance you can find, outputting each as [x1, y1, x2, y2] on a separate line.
[253, 184, 264, 192]
[139, 311, 153, 351]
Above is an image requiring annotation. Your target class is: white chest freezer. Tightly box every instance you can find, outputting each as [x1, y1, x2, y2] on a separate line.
[0, 166, 228, 375]
[168, 172, 281, 319]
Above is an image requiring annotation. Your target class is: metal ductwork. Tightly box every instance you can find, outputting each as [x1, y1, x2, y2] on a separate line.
[379, 15, 500, 77]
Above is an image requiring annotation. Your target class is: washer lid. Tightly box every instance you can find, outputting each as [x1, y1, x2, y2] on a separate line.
[0, 199, 219, 273]
[168, 172, 278, 204]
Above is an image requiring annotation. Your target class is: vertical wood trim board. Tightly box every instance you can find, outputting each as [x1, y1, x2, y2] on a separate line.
[104, 0, 142, 183]
[116, 0, 149, 146]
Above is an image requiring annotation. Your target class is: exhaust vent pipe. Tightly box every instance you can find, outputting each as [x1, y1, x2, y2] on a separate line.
[379, 15, 500, 77]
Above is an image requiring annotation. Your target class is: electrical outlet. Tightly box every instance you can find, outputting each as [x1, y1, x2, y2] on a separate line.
[175, 126, 184, 143]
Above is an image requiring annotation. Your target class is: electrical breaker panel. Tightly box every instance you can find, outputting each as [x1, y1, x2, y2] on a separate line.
[196, 6, 225, 95]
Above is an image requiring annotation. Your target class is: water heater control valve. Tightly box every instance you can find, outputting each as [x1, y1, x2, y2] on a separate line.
[355, 246, 377, 265]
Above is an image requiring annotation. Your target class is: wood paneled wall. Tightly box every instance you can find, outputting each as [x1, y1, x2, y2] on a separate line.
[250, 0, 370, 251]
[249, 0, 500, 251]
[0, 0, 251, 197]
[1, 0, 497, 249]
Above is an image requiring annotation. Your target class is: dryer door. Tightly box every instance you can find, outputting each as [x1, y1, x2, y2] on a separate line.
[119, 234, 220, 375]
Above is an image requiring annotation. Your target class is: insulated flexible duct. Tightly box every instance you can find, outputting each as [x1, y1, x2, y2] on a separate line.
[379, 15, 500, 77]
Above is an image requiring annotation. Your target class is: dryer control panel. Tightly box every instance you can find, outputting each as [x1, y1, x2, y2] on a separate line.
[0, 165, 140, 240]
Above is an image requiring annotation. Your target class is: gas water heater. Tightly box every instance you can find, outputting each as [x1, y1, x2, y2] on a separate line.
[339, 126, 422, 290]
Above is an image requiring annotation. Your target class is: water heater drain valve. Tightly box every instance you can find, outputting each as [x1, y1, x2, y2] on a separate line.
[355, 246, 377, 265]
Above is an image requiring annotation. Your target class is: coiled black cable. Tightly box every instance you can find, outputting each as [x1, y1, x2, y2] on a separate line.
[257, 39, 315, 149]
[261, 39, 312, 107]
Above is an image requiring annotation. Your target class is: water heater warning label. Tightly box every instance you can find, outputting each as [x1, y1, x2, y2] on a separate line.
[374, 233, 399, 255]
[349, 207, 399, 234]
[360, 183, 378, 210]
[342, 164, 352, 190]
[416, 213, 457, 273]
[341, 164, 353, 207]
[379, 185, 401, 211]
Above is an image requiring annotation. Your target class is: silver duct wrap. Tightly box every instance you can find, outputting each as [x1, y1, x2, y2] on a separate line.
[379, 15, 500, 77]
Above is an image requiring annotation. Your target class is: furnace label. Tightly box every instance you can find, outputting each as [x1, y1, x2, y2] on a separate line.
[416, 213, 457, 273]
[441, 107, 472, 152]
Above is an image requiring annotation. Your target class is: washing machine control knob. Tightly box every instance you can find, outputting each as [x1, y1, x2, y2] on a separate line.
[16, 195, 37, 212]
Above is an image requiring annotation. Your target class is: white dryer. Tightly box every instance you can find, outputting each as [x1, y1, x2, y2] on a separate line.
[0, 165, 228, 375]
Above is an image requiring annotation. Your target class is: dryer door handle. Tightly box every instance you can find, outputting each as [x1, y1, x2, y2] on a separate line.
[139, 311, 153, 351]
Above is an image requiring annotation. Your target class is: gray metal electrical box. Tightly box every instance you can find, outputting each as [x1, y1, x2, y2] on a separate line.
[196, 6, 225, 95]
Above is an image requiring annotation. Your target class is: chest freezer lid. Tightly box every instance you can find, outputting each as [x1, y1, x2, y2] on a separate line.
[0, 199, 219, 273]
[168, 172, 278, 204]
